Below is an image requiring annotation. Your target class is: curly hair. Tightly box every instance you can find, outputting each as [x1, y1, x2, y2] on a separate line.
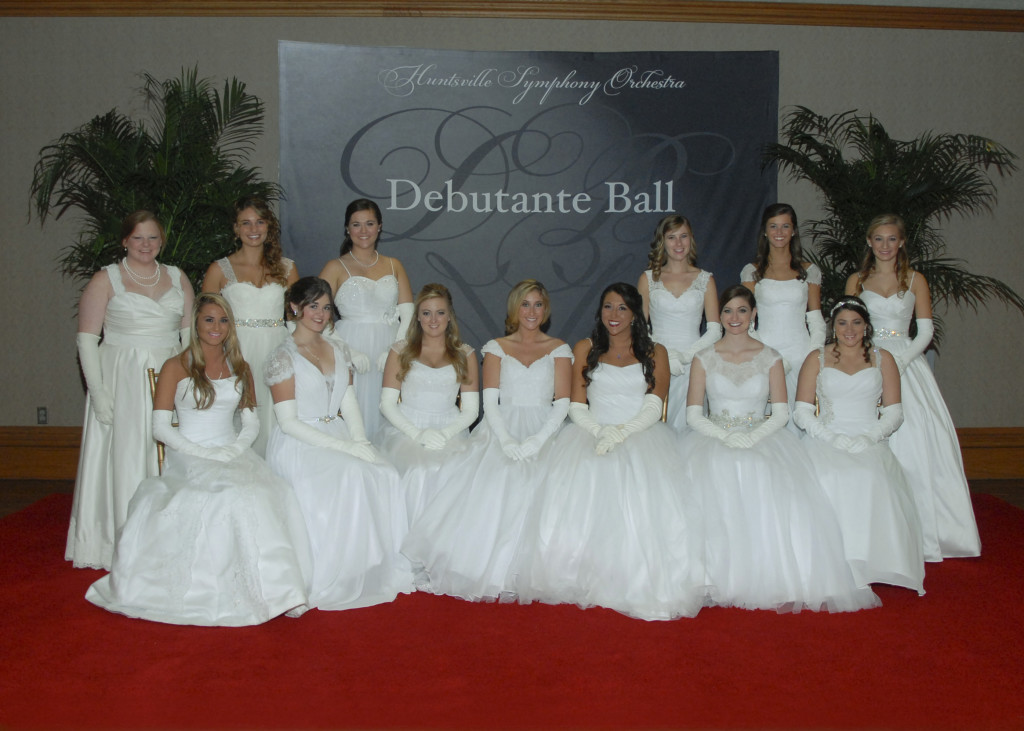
[504, 279, 551, 335]
[233, 197, 289, 285]
[397, 283, 470, 384]
[852, 213, 911, 298]
[583, 282, 657, 392]
[339, 199, 383, 257]
[284, 276, 335, 326]
[647, 215, 698, 281]
[827, 295, 874, 364]
[181, 292, 255, 410]
[751, 203, 808, 282]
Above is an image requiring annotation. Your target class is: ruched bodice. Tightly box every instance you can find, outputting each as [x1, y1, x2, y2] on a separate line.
[101, 263, 184, 349]
[698, 346, 779, 426]
[818, 366, 882, 436]
[646, 269, 710, 352]
[483, 340, 571, 408]
[587, 363, 646, 425]
[398, 361, 462, 427]
[860, 289, 915, 347]
[173, 378, 242, 448]
[218, 256, 290, 324]
[335, 274, 399, 324]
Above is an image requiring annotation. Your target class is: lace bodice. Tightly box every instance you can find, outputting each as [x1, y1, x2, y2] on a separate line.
[264, 338, 350, 422]
[646, 269, 711, 351]
[586, 363, 647, 425]
[333, 259, 399, 325]
[217, 257, 292, 324]
[174, 377, 244, 447]
[815, 351, 883, 436]
[860, 289, 916, 344]
[483, 340, 572, 407]
[741, 263, 820, 347]
[696, 345, 780, 426]
[102, 263, 184, 348]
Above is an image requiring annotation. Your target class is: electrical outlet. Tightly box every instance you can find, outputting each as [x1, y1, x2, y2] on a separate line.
[37, 407, 47, 425]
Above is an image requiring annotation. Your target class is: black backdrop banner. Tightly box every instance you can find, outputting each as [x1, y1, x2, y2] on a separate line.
[279, 41, 778, 346]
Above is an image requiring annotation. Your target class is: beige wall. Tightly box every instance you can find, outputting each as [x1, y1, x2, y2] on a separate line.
[1, 16, 1021, 426]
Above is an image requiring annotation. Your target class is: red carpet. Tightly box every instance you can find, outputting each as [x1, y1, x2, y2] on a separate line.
[1, 493, 1022, 730]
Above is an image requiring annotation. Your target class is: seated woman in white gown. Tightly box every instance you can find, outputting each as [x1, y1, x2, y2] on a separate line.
[514, 282, 706, 621]
[377, 283, 480, 527]
[846, 213, 980, 562]
[637, 215, 721, 432]
[265, 277, 413, 611]
[684, 285, 880, 613]
[86, 293, 312, 626]
[794, 296, 925, 594]
[402, 280, 572, 601]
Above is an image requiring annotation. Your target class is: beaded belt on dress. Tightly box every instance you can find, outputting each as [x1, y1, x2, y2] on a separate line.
[309, 414, 340, 423]
[709, 410, 766, 430]
[873, 328, 906, 339]
[236, 318, 284, 328]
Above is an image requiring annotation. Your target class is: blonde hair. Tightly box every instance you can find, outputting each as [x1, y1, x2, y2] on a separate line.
[647, 215, 698, 281]
[397, 283, 469, 383]
[504, 279, 551, 335]
[853, 213, 911, 296]
[181, 292, 255, 410]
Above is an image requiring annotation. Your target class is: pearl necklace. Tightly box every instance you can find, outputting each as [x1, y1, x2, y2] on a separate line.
[122, 258, 162, 288]
[349, 250, 380, 269]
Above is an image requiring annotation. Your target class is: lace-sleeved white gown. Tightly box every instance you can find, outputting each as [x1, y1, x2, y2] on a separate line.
[264, 339, 414, 610]
[333, 259, 402, 440]
[401, 340, 572, 601]
[513, 361, 706, 621]
[683, 346, 880, 613]
[85, 377, 312, 625]
[216, 256, 292, 456]
[861, 288, 981, 561]
[67, 263, 185, 570]
[741, 263, 820, 432]
[645, 269, 712, 431]
[801, 349, 925, 593]
[376, 343, 474, 525]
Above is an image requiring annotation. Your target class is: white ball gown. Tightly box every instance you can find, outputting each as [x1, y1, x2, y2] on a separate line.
[683, 346, 880, 613]
[333, 258, 402, 440]
[645, 269, 713, 431]
[401, 340, 572, 601]
[861, 286, 981, 560]
[264, 338, 414, 610]
[67, 263, 185, 570]
[800, 349, 925, 593]
[85, 377, 312, 625]
[514, 361, 706, 621]
[741, 262, 821, 431]
[215, 256, 293, 456]
[375, 342, 475, 525]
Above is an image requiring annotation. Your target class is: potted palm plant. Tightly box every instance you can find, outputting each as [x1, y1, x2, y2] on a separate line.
[763, 106, 1022, 344]
[30, 67, 281, 289]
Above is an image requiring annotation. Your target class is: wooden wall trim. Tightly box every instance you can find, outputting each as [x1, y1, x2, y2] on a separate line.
[0, 425, 1021, 481]
[0, 1, 1020, 32]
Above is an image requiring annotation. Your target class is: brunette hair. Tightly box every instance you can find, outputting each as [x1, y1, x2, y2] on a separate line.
[647, 215, 699, 281]
[751, 203, 808, 282]
[583, 282, 657, 392]
[181, 292, 255, 410]
[504, 279, 551, 335]
[827, 295, 874, 363]
[397, 283, 470, 384]
[851, 213, 911, 297]
[339, 199, 383, 257]
[719, 284, 757, 313]
[284, 277, 335, 328]
[233, 197, 289, 285]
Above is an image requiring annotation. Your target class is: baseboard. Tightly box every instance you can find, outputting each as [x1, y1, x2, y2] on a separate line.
[1, 425, 1021, 482]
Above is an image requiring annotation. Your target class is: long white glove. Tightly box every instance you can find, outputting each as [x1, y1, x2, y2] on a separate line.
[517, 397, 570, 460]
[380, 386, 443, 450]
[894, 319, 934, 375]
[377, 303, 416, 370]
[569, 402, 603, 440]
[806, 310, 826, 350]
[153, 409, 232, 462]
[686, 404, 728, 442]
[678, 322, 724, 366]
[339, 384, 371, 444]
[218, 407, 260, 461]
[483, 388, 521, 459]
[792, 401, 839, 446]
[273, 399, 378, 462]
[724, 403, 790, 449]
[77, 333, 114, 425]
[596, 393, 664, 455]
[441, 391, 480, 440]
[844, 403, 905, 454]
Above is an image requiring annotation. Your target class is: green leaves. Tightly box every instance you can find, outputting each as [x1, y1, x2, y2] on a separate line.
[31, 67, 281, 290]
[764, 106, 1019, 345]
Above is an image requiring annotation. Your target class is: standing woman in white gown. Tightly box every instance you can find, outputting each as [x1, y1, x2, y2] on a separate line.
[402, 279, 572, 601]
[845, 214, 981, 561]
[377, 283, 480, 527]
[514, 283, 706, 621]
[86, 293, 312, 625]
[638, 214, 721, 431]
[684, 285, 879, 613]
[319, 199, 414, 440]
[67, 210, 194, 570]
[202, 198, 299, 456]
[265, 277, 413, 610]
[794, 296, 925, 594]
[741, 203, 826, 428]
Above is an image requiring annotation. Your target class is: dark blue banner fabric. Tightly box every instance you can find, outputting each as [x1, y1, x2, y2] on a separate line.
[280, 42, 778, 345]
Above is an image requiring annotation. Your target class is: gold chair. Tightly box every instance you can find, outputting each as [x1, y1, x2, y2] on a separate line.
[147, 367, 177, 474]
